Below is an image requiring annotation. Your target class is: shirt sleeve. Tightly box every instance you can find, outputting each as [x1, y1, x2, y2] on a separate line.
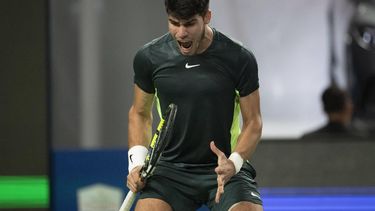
[235, 48, 259, 97]
[133, 48, 155, 94]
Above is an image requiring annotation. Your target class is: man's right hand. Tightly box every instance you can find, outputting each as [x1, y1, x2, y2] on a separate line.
[126, 166, 145, 193]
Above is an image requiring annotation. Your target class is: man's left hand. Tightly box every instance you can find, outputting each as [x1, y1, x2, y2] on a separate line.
[210, 141, 236, 203]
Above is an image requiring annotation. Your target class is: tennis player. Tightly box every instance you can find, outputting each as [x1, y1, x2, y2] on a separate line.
[127, 0, 263, 210]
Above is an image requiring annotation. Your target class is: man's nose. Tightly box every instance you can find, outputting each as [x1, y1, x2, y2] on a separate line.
[176, 26, 188, 39]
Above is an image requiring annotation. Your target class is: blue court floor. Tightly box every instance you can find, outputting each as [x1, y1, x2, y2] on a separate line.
[196, 190, 375, 211]
[259, 187, 375, 211]
[196, 187, 375, 210]
[261, 195, 375, 211]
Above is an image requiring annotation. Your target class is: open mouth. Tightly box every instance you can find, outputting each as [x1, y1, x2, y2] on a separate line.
[178, 41, 193, 49]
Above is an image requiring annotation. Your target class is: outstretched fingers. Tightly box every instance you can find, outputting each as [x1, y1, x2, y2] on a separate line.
[210, 141, 227, 203]
[215, 173, 225, 203]
[210, 141, 225, 159]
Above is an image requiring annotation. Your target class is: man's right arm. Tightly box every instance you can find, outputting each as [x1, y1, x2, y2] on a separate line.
[128, 84, 154, 148]
[127, 84, 154, 192]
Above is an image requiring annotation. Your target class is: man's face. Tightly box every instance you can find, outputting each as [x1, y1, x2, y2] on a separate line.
[168, 12, 210, 56]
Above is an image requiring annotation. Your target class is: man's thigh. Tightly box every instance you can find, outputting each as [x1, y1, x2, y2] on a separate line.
[135, 198, 172, 211]
[229, 201, 263, 211]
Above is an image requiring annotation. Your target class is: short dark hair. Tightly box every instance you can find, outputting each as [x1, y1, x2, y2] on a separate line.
[164, 0, 209, 20]
[322, 85, 348, 113]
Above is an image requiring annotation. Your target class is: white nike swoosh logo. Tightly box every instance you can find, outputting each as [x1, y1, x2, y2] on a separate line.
[251, 192, 261, 199]
[185, 63, 200, 69]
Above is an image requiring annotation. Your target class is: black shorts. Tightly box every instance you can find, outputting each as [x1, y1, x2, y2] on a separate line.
[138, 161, 262, 210]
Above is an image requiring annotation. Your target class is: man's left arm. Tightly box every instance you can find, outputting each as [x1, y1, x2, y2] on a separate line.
[210, 89, 262, 202]
[234, 88, 263, 161]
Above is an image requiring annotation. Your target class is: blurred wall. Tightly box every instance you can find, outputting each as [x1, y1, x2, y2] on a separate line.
[51, 0, 356, 149]
[51, 0, 166, 148]
[0, 0, 48, 176]
[50, 0, 80, 148]
[252, 139, 375, 186]
[210, 0, 355, 139]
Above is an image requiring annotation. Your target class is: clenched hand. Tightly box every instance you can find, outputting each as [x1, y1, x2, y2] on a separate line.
[126, 166, 145, 193]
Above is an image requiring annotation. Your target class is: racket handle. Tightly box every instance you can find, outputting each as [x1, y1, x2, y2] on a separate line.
[119, 191, 136, 211]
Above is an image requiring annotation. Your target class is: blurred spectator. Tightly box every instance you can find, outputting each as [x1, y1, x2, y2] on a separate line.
[347, 0, 375, 137]
[301, 85, 366, 140]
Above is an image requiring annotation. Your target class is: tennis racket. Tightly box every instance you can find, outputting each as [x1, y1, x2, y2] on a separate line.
[119, 103, 177, 211]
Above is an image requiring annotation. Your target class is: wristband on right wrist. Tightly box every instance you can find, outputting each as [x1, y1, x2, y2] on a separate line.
[128, 145, 148, 172]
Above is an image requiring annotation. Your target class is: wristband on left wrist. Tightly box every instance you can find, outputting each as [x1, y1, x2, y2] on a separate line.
[228, 152, 244, 174]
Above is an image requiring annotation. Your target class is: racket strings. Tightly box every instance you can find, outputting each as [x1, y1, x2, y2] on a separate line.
[140, 104, 177, 180]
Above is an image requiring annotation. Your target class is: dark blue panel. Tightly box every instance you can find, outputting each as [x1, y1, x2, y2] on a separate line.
[51, 149, 129, 211]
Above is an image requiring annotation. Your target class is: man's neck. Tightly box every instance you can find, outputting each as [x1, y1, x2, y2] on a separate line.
[197, 25, 213, 54]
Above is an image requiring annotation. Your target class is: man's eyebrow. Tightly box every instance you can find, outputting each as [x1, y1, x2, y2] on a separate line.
[184, 19, 197, 24]
[168, 17, 197, 24]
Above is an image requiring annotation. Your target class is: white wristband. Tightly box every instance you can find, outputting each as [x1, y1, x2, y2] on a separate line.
[128, 145, 148, 172]
[228, 152, 244, 174]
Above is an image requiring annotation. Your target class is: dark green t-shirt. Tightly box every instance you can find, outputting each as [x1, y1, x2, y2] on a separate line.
[133, 28, 259, 166]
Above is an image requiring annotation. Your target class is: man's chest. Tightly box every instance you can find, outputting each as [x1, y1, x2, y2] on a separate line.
[153, 57, 235, 99]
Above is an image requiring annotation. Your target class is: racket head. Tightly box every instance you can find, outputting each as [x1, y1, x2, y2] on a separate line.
[141, 103, 177, 179]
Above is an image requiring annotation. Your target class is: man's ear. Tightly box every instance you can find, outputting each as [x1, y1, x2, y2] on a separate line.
[204, 10, 212, 24]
